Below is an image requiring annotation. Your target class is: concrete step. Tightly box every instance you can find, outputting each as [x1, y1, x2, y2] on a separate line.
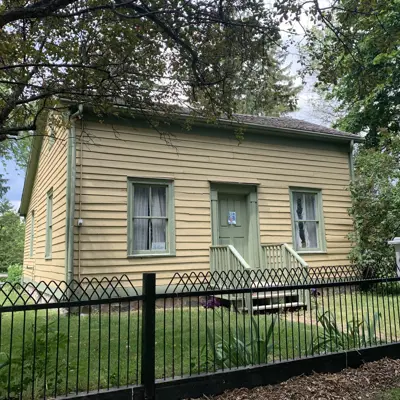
[251, 290, 299, 299]
[252, 302, 306, 312]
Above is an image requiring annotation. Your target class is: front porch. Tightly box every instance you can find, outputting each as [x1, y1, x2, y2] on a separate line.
[209, 243, 310, 313]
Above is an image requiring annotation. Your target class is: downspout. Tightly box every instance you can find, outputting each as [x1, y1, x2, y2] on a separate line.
[78, 117, 84, 281]
[349, 139, 355, 181]
[65, 105, 83, 288]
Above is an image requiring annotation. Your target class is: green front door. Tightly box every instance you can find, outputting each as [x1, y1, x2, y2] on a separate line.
[218, 193, 248, 258]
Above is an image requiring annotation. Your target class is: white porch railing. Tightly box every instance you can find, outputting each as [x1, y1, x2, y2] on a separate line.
[210, 243, 310, 309]
[261, 243, 310, 307]
[261, 243, 309, 271]
[210, 245, 252, 274]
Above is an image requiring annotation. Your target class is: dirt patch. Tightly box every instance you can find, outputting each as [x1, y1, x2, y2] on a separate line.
[195, 358, 400, 400]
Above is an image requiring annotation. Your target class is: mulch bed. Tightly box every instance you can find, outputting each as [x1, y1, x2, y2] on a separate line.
[197, 358, 400, 399]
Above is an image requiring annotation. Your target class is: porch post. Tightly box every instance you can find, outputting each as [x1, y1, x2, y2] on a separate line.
[210, 189, 219, 245]
[248, 191, 260, 269]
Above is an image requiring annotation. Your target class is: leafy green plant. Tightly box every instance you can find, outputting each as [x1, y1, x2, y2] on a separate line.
[195, 313, 276, 371]
[7, 264, 22, 284]
[348, 136, 400, 279]
[0, 321, 68, 398]
[311, 310, 383, 354]
[0, 200, 25, 271]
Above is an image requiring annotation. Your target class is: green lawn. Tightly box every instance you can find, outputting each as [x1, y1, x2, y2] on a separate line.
[375, 388, 400, 399]
[298, 286, 400, 345]
[2, 286, 400, 399]
[0, 303, 314, 399]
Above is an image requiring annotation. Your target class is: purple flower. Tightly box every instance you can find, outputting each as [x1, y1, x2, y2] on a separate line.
[311, 288, 320, 297]
[201, 296, 221, 309]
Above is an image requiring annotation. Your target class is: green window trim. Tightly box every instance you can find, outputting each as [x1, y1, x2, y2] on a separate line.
[289, 187, 326, 254]
[127, 178, 175, 257]
[45, 189, 53, 259]
[29, 210, 35, 257]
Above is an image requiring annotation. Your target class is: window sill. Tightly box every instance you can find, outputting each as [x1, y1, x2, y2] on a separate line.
[127, 253, 176, 259]
[297, 250, 327, 255]
[45, 256, 52, 260]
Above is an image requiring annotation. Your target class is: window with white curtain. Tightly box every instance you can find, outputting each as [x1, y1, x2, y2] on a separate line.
[290, 189, 325, 252]
[128, 179, 175, 256]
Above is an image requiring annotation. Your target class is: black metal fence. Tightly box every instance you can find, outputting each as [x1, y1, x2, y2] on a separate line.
[1, 266, 400, 399]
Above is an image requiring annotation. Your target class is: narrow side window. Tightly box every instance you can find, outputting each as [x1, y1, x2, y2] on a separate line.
[45, 190, 53, 259]
[30, 210, 34, 257]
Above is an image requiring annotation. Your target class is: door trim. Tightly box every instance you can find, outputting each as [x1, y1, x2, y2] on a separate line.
[210, 183, 260, 268]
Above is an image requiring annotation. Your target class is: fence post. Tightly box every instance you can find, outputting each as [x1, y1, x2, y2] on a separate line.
[141, 273, 156, 400]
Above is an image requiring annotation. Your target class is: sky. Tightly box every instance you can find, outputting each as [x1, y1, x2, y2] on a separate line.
[0, 161, 24, 211]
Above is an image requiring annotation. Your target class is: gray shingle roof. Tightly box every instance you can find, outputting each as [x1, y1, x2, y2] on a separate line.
[233, 114, 356, 139]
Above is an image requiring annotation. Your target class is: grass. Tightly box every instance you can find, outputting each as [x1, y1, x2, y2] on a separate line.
[2, 285, 400, 399]
[375, 388, 400, 399]
[299, 285, 400, 344]
[0, 301, 314, 399]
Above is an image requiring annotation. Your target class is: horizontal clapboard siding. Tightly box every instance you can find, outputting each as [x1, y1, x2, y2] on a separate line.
[23, 118, 68, 283]
[74, 122, 354, 286]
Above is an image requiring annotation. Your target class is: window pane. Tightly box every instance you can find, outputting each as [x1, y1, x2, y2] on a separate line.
[295, 221, 318, 249]
[293, 192, 317, 221]
[133, 219, 150, 250]
[151, 187, 166, 217]
[304, 194, 317, 220]
[294, 193, 304, 220]
[151, 219, 166, 250]
[134, 186, 150, 217]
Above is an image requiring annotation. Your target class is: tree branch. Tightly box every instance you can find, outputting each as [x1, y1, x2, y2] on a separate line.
[0, 0, 78, 28]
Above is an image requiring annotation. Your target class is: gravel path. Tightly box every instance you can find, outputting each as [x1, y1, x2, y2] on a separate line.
[195, 358, 400, 400]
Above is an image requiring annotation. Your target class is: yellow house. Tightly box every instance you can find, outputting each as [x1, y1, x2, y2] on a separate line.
[19, 105, 363, 288]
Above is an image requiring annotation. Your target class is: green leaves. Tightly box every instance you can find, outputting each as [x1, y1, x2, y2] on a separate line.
[233, 47, 301, 116]
[301, 0, 400, 147]
[0, 0, 283, 139]
[311, 310, 383, 354]
[197, 312, 276, 370]
[349, 136, 400, 275]
[0, 199, 25, 271]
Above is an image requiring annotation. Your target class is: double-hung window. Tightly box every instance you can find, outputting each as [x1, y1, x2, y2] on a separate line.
[290, 188, 326, 252]
[128, 179, 175, 256]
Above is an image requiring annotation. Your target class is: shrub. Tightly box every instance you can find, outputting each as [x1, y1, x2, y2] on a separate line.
[349, 136, 400, 277]
[195, 313, 276, 371]
[7, 264, 23, 284]
[311, 310, 383, 354]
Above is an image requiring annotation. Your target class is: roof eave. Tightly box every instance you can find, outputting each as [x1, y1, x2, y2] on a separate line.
[61, 100, 363, 143]
[18, 111, 49, 216]
[19, 134, 43, 216]
[184, 115, 364, 143]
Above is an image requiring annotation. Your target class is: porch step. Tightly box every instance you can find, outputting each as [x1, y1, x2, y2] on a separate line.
[252, 290, 299, 299]
[252, 302, 306, 312]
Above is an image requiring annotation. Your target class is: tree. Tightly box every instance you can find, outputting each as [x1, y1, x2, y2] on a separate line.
[0, 199, 25, 271]
[283, 0, 400, 147]
[348, 135, 400, 276]
[0, 137, 31, 170]
[0, 126, 31, 199]
[0, 0, 290, 141]
[235, 47, 300, 116]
